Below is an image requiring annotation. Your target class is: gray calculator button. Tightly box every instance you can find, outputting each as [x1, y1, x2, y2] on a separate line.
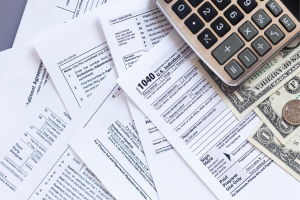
[238, 21, 258, 41]
[252, 9, 272, 30]
[251, 36, 271, 56]
[265, 24, 285, 45]
[224, 60, 244, 80]
[212, 33, 245, 65]
[238, 48, 257, 68]
[280, 14, 296, 32]
[266, 0, 283, 17]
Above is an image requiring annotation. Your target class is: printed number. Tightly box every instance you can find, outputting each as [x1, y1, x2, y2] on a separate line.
[294, 140, 299, 146]
[244, 0, 251, 6]
[203, 8, 210, 15]
[276, 91, 280, 96]
[217, 23, 224, 30]
[80, 98, 83, 101]
[137, 73, 156, 89]
[230, 11, 237, 18]
[178, 4, 185, 12]
[74, 86, 77, 89]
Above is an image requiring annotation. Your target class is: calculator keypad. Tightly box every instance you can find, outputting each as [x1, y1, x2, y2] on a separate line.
[224, 60, 244, 79]
[185, 13, 204, 34]
[265, 24, 285, 45]
[237, 0, 257, 14]
[280, 15, 296, 32]
[212, 33, 244, 65]
[188, 0, 203, 8]
[198, 2, 217, 22]
[197, 29, 217, 49]
[160, 0, 300, 85]
[238, 21, 258, 41]
[252, 9, 272, 30]
[211, 17, 230, 37]
[224, 5, 244, 25]
[212, 0, 231, 11]
[238, 48, 257, 68]
[251, 36, 271, 56]
[172, 0, 191, 19]
[266, 0, 283, 17]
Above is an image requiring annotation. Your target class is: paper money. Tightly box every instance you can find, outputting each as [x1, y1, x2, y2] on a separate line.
[194, 36, 300, 119]
[254, 73, 300, 144]
[248, 121, 300, 182]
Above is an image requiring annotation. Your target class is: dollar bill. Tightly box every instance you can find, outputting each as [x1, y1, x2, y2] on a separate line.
[194, 36, 300, 120]
[255, 73, 300, 144]
[248, 121, 300, 182]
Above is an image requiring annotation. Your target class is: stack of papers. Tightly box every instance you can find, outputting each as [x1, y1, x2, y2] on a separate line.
[0, 0, 299, 200]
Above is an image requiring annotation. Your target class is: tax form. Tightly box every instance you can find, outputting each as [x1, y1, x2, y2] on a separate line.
[0, 77, 118, 199]
[69, 93, 159, 200]
[0, 0, 110, 133]
[14, 0, 109, 48]
[99, 2, 216, 199]
[99, 0, 173, 76]
[117, 30, 300, 200]
[32, 5, 159, 199]
[34, 6, 117, 117]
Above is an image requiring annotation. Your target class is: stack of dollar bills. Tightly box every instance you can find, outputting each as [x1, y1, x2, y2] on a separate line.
[194, 36, 300, 181]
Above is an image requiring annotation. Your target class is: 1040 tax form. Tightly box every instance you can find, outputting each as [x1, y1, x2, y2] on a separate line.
[117, 30, 300, 200]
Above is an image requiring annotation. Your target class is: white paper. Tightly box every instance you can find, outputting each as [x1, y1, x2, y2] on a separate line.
[99, 0, 173, 76]
[100, 2, 217, 198]
[1, 77, 119, 199]
[14, 0, 109, 47]
[0, 81, 69, 198]
[34, 5, 118, 117]
[0, 49, 11, 83]
[33, 6, 159, 199]
[117, 30, 300, 200]
[69, 93, 159, 200]
[0, 0, 110, 133]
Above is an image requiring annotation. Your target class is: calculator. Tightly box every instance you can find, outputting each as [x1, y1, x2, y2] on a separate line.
[153, 0, 300, 86]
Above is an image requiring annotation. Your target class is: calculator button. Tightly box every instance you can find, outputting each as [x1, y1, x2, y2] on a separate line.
[238, 48, 258, 68]
[224, 60, 244, 80]
[188, 0, 203, 8]
[252, 9, 272, 30]
[238, 21, 258, 41]
[265, 24, 285, 45]
[165, 0, 173, 3]
[266, 0, 283, 17]
[212, 0, 231, 11]
[251, 36, 271, 56]
[224, 5, 244, 25]
[280, 14, 296, 32]
[212, 33, 245, 65]
[198, 2, 217, 22]
[172, 0, 192, 19]
[237, 0, 257, 14]
[198, 29, 218, 49]
[185, 14, 204, 34]
[211, 17, 230, 37]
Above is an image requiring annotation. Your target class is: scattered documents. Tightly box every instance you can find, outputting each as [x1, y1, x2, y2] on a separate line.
[0, 0, 299, 199]
[117, 30, 300, 199]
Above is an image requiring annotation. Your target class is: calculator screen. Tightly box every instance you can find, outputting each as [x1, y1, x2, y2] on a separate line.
[281, 0, 300, 21]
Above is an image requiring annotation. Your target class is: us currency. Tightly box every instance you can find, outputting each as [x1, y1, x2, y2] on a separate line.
[255, 73, 300, 144]
[248, 122, 300, 182]
[194, 36, 300, 119]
